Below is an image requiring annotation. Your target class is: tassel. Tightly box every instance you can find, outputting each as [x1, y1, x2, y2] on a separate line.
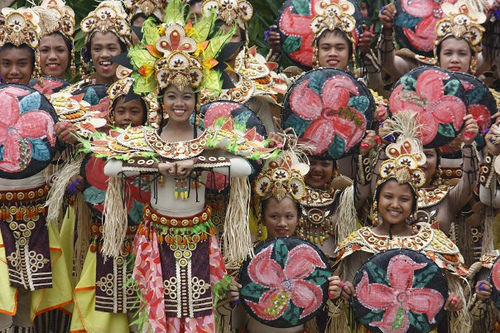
[102, 176, 128, 258]
[335, 185, 358, 248]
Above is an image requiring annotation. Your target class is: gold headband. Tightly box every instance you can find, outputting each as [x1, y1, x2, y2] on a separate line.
[311, 0, 358, 46]
[0, 8, 41, 50]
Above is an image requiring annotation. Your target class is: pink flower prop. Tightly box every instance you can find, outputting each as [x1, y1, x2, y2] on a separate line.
[0, 87, 55, 172]
[389, 69, 466, 146]
[356, 254, 444, 333]
[289, 74, 366, 155]
[246, 244, 326, 320]
[401, 0, 457, 52]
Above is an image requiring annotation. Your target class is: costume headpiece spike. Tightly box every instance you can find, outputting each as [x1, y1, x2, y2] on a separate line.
[201, 0, 253, 29]
[34, 0, 75, 42]
[123, 0, 168, 22]
[311, 0, 359, 46]
[0, 7, 41, 50]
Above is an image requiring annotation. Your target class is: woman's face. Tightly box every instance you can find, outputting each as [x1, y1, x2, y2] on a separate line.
[39, 33, 70, 78]
[131, 15, 146, 46]
[90, 32, 122, 83]
[438, 37, 472, 73]
[378, 180, 414, 226]
[304, 158, 334, 189]
[163, 85, 196, 124]
[422, 148, 438, 184]
[317, 30, 350, 70]
[263, 196, 300, 238]
[113, 97, 146, 129]
[0, 46, 33, 85]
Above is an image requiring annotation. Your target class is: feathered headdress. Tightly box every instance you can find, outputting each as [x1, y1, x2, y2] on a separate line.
[128, 0, 234, 94]
[434, 0, 487, 55]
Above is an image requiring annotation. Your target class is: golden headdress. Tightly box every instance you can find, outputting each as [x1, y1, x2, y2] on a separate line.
[378, 111, 427, 192]
[81, 1, 132, 47]
[107, 76, 161, 128]
[434, 0, 487, 55]
[128, 0, 234, 94]
[0, 7, 41, 50]
[123, 0, 168, 21]
[202, 0, 253, 29]
[311, 0, 358, 46]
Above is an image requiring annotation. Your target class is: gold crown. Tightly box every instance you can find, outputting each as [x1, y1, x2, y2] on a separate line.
[81, 1, 131, 47]
[108, 77, 161, 128]
[37, 0, 75, 41]
[0, 8, 41, 49]
[202, 0, 253, 28]
[311, 0, 358, 45]
[435, 0, 486, 54]
[123, 0, 168, 21]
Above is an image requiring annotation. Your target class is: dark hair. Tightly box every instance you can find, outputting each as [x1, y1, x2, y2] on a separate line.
[315, 28, 353, 59]
[0, 43, 35, 68]
[111, 95, 148, 125]
[435, 36, 474, 63]
[374, 178, 418, 214]
[211, 20, 246, 44]
[81, 32, 128, 63]
[131, 13, 148, 26]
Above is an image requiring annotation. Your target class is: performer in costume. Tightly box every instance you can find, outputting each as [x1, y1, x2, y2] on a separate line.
[330, 111, 471, 333]
[0, 7, 72, 333]
[123, 0, 168, 46]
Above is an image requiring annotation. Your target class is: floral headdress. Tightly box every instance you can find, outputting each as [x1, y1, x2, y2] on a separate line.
[202, 0, 253, 29]
[378, 111, 427, 193]
[128, 0, 234, 94]
[434, 0, 487, 55]
[0, 8, 42, 77]
[123, 0, 168, 21]
[32, 0, 76, 76]
[81, 1, 132, 48]
[107, 76, 161, 128]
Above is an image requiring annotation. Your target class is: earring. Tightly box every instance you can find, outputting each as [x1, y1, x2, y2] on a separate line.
[70, 45, 77, 78]
[312, 45, 320, 69]
[469, 56, 477, 75]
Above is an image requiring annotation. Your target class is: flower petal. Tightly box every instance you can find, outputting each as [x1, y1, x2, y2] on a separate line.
[407, 288, 444, 324]
[429, 95, 466, 131]
[202, 102, 240, 128]
[332, 110, 366, 151]
[321, 75, 358, 110]
[388, 255, 427, 292]
[16, 111, 56, 145]
[246, 289, 289, 321]
[403, 16, 439, 52]
[302, 119, 335, 155]
[389, 85, 422, 115]
[291, 280, 322, 319]
[415, 111, 438, 145]
[401, 0, 435, 17]
[356, 272, 396, 310]
[415, 69, 449, 102]
[284, 244, 326, 280]
[289, 79, 323, 120]
[371, 305, 411, 333]
[0, 135, 31, 173]
[248, 245, 285, 288]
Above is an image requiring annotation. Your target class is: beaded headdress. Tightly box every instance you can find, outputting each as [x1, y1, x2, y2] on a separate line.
[202, 0, 253, 29]
[128, 0, 234, 94]
[123, 0, 168, 21]
[107, 76, 161, 128]
[311, 0, 359, 46]
[378, 111, 427, 192]
[0, 8, 41, 50]
[81, 1, 132, 47]
[434, 0, 487, 55]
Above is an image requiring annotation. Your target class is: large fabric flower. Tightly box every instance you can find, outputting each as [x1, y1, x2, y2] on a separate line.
[389, 69, 466, 146]
[356, 254, 444, 333]
[245, 243, 327, 321]
[288, 74, 367, 156]
[0, 87, 55, 172]
[400, 0, 456, 52]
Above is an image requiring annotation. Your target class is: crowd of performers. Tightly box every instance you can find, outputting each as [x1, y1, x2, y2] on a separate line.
[1, 0, 500, 332]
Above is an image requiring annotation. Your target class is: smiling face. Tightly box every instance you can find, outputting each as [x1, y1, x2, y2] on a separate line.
[304, 157, 334, 189]
[377, 180, 415, 226]
[263, 196, 300, 238]
[39, 33, 70, 78]
[90, 32, 122, 83]
[112, 97, 146, 129]
[316, 30, 350, 70]
[438, 37, 472, 73]
[163, 85, 196, 124]
[0, 44, 34, 85]
[421, 148, 438, 185]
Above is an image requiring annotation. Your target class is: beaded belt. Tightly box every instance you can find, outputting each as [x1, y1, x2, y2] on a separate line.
[0, 185, 49, 221]
[141, 205, 215, 245]
[90, 223, 138, 254]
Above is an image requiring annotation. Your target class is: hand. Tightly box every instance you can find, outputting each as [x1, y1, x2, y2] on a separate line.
[175, 159, 195, 178]
[158, 162, 176, 177]
[485, 124, 500, 156]
[444, 294, 463, 312]
[228, 282, 242, 303]
[475, 280, 492, 301]
[267, 132, 285, 148]
[266, 25, 281, 55]
[358, 27, 374, 56]
[374, 105, 388, 123]
[66, 175, 84, 195]
[461, 114, 479, 145]
[379, 3, 396, 32]
[340, 281, 355, 302]
[328, 275, 344, 299]
[55, 122, 78, 144]
[360, 130, 378, 156]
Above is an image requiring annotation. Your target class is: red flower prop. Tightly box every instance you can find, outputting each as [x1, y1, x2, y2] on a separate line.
[389, 69, 466, 146]
[356, 254, 444, 333]
[289, 75, 366, 155]
[246, 244, 327, 320]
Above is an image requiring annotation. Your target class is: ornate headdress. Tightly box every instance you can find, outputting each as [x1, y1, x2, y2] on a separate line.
[202, 0, 253, 29]
[435, 0, 487, 55]
[128, 0, 234, 94]
[123, 0, 168, 21]
[32, 0, 76, 76]
[311, 0, 358, 46]
[107, 76, 161, 128]
[81, 1, 132, 47]
[378, 111, 427, 192]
